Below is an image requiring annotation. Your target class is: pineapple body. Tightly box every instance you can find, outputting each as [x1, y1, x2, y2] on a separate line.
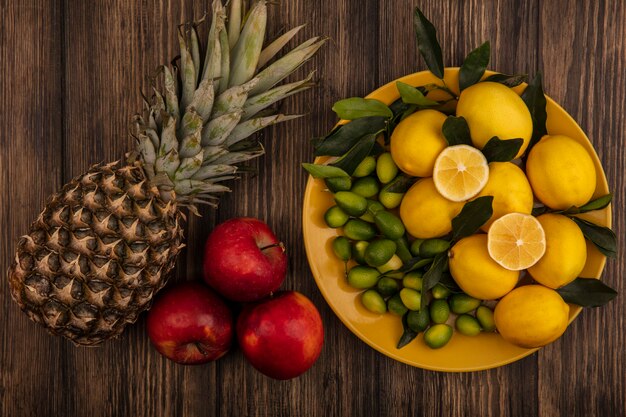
[8, 163, 183, 345]
[8, 0, 323, 345]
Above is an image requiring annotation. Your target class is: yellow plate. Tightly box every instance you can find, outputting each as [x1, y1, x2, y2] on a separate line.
[302, 68, 611, 372]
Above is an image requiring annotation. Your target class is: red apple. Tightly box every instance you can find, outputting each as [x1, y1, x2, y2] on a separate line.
[237, 291, 324, 380]
[147, 281, 233, 365]
[203, 217, 287, 302]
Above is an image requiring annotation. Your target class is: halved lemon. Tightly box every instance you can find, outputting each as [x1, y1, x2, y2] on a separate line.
[433, 144, 489, 202]
[487, 212, 546, 271]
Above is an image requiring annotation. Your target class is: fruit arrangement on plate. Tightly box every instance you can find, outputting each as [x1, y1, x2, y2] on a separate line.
[8, 0, 324, 380]
[303, 7, 617, 367]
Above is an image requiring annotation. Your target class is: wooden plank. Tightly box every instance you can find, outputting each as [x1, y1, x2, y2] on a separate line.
[537, 0, 626, 415]
[0, 1, 66, 416]
[0, 0, 624, 416]
[212, 0, 382, 416]
[374, 0, 540, 85]
[456, 0, 540, 74]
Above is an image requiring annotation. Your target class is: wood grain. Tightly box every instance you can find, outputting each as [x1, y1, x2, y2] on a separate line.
[537, 1, 626, 416]
[0, 1, 66, 416]
[0, 0, 624, 416]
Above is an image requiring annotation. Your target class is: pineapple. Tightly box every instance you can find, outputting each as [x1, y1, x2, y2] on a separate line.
[7, 0, 324, 346]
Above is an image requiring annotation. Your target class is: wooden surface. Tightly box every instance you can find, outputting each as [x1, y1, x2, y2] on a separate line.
[1, 0, 624, 416]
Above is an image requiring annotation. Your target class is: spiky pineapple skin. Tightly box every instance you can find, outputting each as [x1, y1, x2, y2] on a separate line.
[8, 0, 323, 345]
[8, 162, 184, 346]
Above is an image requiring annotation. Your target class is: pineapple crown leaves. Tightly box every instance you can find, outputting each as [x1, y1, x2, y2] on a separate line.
[130, 0, 325, 213]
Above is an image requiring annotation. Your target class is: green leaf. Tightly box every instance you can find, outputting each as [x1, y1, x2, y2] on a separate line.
[332, 98, 393, 120]
[442, 116, 472, 146]
[398, 257, 434, 273]
[483, 73, 528, 87]
[330, 133, 377, 175]
[532, 205, 550, 216]
[396, 81, 439, 106]
[400, 105, 419, 121]
[459, 41, 490, 91]
[481, 136, 524, 162]
[521, 72, 548, 156]
[420, 252, 448, 311]
[384, 175, 417, 193]
[310, 136, 324, 148]
[451, 196, 494, 241]
[413, 7, 444, 79]
[557, 278, 618, 307]
[422, 83, 458, 99]
[369, 141, 385, 156]
[389, 98, 413, 116]
[301, 163, 349, 179]
[397, 313, 419, 349]
[387, 99, 412, 137]
[570, 217, 617, 258]
[566, 194, 613, 214]
[438, 272, 463, 293]
[314, 116, 387, 156]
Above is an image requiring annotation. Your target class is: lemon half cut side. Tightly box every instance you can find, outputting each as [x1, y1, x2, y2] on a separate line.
[433, 144, 489, 202]
[487, 212, 547, 271]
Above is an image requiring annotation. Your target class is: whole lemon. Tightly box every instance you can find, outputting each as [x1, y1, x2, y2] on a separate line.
[526, 135, 597, 210]
[456, 82, 533, 158]
[448, 234, 519, 300]
[527, 214, 587, 288]
[400, 178, 463, 239]
[494, 285, 570, 348]
[474, 162, 534, 231]
[390, 109, 447, 177]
